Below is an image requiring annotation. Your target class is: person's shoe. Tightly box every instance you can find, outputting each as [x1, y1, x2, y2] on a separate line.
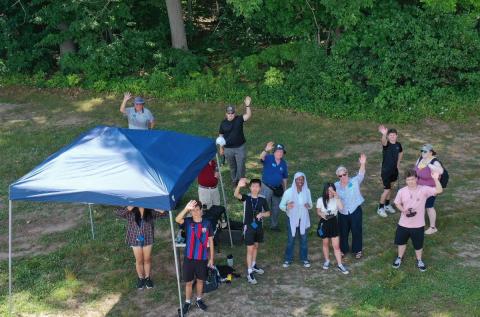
[252, 264, 264, 275]
[392, 256, 402, 269]
[385, 204, 396, 214]
[303, 261, 311, 268]
[144, 277, 154, 289]
[425, 227, 438, 235]
[337, 264, 349, 274]
[377, 207, 387, 218]
[282, 261, 290, 268]
[417, 259, 427, 272]
[247, 272, 257, 284]
[196, 299, 208, 311]
[322, 260, 330, 270]
[181, 302, 191, 315]
[136, 277, 145, 289]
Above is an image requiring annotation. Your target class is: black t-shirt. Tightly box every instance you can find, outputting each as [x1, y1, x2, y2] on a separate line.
[240, 194, 269, 226]
[382, 141, 403, 172]
[219, 115, 246, 148]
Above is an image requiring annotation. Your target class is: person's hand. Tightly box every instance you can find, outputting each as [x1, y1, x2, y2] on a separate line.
[359, 153, 367, 165]
[126, 206, 134, 211]
[123, 92, 132, 103]
[238, 178, 248, 188]
[244, 96, 252, 107]
[256, 213, 263, 220]
[185, 200, 197, 211]
[378, 124, 388, 135]
[265, 141, 274, 152]
[219, 147, 224, 156]
[304, 203, 311, 209]
[320, 212, 328, 220]
[431, 170, 441, 181]
[208, 259, 214, 268]
[287, 201, 295, 210]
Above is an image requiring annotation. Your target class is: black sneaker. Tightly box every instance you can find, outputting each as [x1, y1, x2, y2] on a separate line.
[136, 278, 145, 289]
[417, 259, 427, 272]
[196, 299, 208, 311]
[392, 256, 402, 269]
[144, 277, 154, 289]
[181, 302, 191, 315]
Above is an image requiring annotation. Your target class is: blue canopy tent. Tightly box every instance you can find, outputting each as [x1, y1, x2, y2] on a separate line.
[7, 126, 231, 316]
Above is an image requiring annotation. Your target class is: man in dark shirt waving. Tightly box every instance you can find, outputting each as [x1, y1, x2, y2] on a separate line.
[234, 178, 270, 285]
[377, 125, 403, 217]
[218, 96, 252, 186]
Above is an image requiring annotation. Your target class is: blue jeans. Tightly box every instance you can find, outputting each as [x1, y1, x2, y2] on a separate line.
[284, 220, 309, 263]
[338, 206, 363, 254]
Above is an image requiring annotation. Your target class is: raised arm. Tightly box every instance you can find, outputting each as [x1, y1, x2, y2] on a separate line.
[431, 171, 443, 195]
[120, 92, 131, 114]
[243, 96, 252, 121]
[260, 141, 274, 161]
[175, 200, 197, 225]
[115, 206, 134, 218]
[234, 178, 247, 200]
[359, 153, 367, 176]
[378, 125, 388, 146]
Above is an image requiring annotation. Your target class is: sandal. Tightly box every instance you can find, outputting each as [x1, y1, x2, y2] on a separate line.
[355, 251, 362, 259]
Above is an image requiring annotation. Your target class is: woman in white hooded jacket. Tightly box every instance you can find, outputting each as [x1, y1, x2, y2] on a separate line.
[280, 172, 313, 268]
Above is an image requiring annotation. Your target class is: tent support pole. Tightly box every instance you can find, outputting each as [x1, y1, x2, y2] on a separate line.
[88, 204, 95, 240]
[8, 200, 13, 316]
[169, 210, 183, 317]
[216, 153, 233, 247]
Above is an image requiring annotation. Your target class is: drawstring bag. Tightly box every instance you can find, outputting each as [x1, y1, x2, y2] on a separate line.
[204, 266, 221, 293]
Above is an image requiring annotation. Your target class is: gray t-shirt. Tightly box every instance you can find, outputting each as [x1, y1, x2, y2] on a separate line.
[124, 107, 154, 130]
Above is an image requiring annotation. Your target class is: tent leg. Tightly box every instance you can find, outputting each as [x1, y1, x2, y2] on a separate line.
[169, 211, 183, 317]
[8, 200, 13, 316]
[216, 154, 233, 248]
[88, 204, 95, 240]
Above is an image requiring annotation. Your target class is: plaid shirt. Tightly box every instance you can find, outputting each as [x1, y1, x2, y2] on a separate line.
[115, 207, 165, 246]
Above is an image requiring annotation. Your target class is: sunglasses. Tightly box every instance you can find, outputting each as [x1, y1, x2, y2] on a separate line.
[420, 150, 428, 153]
[337, 173, 348, 178]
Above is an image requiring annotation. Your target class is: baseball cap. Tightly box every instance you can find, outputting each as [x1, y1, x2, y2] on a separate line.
[225, 105, 235, 114]
[274, 143, 286, 154]
[134, 97, 145, 105]
[421, 144, 433, 152]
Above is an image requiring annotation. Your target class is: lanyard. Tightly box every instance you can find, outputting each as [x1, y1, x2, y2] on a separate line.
[251, 197, 259, 221]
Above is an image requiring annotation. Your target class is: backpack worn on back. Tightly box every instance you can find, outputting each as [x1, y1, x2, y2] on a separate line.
[431, 158, 449, 188]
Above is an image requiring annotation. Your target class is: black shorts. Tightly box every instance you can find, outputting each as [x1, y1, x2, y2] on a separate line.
[425, 196, 436, 208]
[183, 257, 207, 282]
[244, 225, 264, 246]
[318, 216, 339, 238]
[394, 225, 424, 250]
[381, 168, 398, 189]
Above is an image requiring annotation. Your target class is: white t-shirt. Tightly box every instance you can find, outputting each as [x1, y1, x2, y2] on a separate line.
[316, 198, 338, 217]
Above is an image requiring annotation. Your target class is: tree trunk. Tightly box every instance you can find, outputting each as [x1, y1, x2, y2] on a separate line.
[165, 0, 188, 50]
[58, 23, 76, 56]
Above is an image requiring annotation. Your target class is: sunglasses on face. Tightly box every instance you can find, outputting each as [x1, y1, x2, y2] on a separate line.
[420, 150, 428, 153]
[338, 173, 348, 178]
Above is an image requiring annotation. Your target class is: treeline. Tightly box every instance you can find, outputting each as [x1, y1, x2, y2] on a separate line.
[1, 0, 480, 121]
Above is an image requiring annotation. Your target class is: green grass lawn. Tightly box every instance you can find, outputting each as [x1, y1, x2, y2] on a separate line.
[1, 86, 479, 316]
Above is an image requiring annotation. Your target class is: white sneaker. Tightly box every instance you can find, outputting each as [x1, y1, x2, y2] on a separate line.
[322, 261, 330, 270]
[337, 264, 349, 274]
[377, 207, 387, 218]
[303, 261, 311, 268]
[252, 265, 264, 275]
[282, 261, 290, 268]
[385, 205, 396, 214]
[247, 272, 257, 284]
[425, 227, 438, 235]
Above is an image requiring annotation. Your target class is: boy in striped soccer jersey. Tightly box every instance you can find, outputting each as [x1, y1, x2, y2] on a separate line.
[176, 200, 214, 314]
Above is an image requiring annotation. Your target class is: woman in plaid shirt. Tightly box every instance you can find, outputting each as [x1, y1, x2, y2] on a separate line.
[115, 206, 166, 289]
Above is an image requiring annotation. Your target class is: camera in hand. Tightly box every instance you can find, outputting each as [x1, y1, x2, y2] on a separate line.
[406, 208, 417, 218]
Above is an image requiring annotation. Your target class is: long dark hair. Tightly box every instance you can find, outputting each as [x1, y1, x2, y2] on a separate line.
[322, 182, 336, 209]
[133, 207, 153, 226]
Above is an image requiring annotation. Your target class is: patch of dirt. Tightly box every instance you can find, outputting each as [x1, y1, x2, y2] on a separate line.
[335, 142, 379, 158]
[453, 237, 480, 268]
[0, 103, 23, 114]
[0, 206, 85, 260]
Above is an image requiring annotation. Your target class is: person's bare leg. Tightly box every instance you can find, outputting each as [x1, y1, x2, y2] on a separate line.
[132, 247, 145, 278]
[196, 279, 204, 298]
[398, 244, 407, 258]
[425, 207, 438, 234]
[380, 189, 390, 204]
[185, 281, 193, 301]
[332, 237, 343, 265]
[415, 248, 423, 261]
[142, 244, 153, 278]
[252, 243, 259, 264]
[246, 245, 254, 270]
[322, 238, 330, 262]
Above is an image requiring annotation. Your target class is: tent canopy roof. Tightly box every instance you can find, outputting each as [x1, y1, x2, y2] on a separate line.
[9, 126, 216, 210]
